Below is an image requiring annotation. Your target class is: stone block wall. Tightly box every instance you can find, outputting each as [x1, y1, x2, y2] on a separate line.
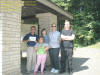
[36, 13, 57, 35]
[0, 0, 22, 75]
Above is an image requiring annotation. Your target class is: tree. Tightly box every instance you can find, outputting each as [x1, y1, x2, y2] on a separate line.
[51, 0, 100, 47]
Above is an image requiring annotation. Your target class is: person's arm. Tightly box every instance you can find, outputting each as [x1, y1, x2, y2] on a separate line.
[34, 44, 41, 52]
[35, 35, 39, 43]
[59, 32, 61, 43]
[23, 34, 30, 43]
[44, 46, 49, 51]
[61, 34, 75, 40]
[23, 39, 30, 43]
[44, 44, 50, 52]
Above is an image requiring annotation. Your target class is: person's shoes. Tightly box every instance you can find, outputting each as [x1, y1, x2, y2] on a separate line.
[41, 72, 44, 75]
[68, 70, 73, 75]
[53, 69, 59, 73]
[59, 70, 66, 74]
[50, 68, 55, 73]
[44, 68, 46, 71]
[69, 71, 73, 75]
[51, 68, 59, 73]
[33, 72, 37, 75]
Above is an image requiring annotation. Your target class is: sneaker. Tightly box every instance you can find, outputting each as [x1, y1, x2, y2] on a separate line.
[53, 69, 59, 73]
[68, 70, 73, 75]
[50, 68, 55, 73]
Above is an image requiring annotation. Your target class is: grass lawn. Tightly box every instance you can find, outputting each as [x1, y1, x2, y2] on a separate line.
[85, 42, 100, 49]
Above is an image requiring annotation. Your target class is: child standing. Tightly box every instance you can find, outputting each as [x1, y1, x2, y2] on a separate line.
[34, 36, 49, 75]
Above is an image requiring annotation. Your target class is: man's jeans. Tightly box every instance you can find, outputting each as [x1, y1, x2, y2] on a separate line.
[60, 47, 73, 72]
[49, 48, 60, 70]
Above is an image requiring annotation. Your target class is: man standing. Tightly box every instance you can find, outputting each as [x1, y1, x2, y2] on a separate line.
[23, 26, 38, 73]
[59, 20, 75, 75]
[48, 24, 61, 73]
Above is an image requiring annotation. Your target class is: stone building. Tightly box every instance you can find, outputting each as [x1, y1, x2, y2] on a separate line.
[0, 0, 73, 75]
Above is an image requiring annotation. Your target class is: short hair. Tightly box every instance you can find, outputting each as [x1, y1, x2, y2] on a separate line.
[65, 20, 70, 26]
[65, 20, 69, 22]
[51, 23, 56, 26]
[39, 36, 45, 42]
[31, 26, 36, 29]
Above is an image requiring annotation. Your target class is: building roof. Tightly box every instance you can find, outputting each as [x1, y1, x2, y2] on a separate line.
[22, 0, 73, 19]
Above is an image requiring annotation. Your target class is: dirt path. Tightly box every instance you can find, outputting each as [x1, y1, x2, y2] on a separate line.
[22, 48, 100, 75]
[73, 48, 100, 75]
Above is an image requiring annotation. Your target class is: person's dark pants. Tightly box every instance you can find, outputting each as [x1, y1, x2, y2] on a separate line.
[49, 48, 60, 70]
[60, 47, 73, 72]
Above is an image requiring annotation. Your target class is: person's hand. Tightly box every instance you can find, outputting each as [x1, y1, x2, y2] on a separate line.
[44, 50, 47, 53]
[26, 39, 30, 42]
[34, 47, 38, 52]
[61, 38, 65, 40]
[34, 40, 37, 43]
[44, 46, 49, 51]
[44, 47, 48, 53]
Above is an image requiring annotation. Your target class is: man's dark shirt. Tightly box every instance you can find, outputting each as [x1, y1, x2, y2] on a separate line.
[61, 30, 75, 48]
[23, 33, 38, 47]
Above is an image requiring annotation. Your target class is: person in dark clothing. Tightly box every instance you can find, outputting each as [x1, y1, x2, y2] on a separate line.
[59, 20, 75, 75]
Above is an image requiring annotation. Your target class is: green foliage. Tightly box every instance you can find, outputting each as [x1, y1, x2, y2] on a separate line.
[51, 0, 100, 47]
[85, 41, 100, 49]
[51, 0, 69, 10]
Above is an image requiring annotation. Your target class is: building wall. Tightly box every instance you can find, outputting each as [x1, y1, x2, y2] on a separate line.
[0, 13, 3, 75]
[36, 13, 57, 35]
[0, 0, 22, 75]
[1, 13, 22, 75]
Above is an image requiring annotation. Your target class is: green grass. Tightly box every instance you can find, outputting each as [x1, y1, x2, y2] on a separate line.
[74, 39, 100, 49]
[85, 42, 100, 49]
